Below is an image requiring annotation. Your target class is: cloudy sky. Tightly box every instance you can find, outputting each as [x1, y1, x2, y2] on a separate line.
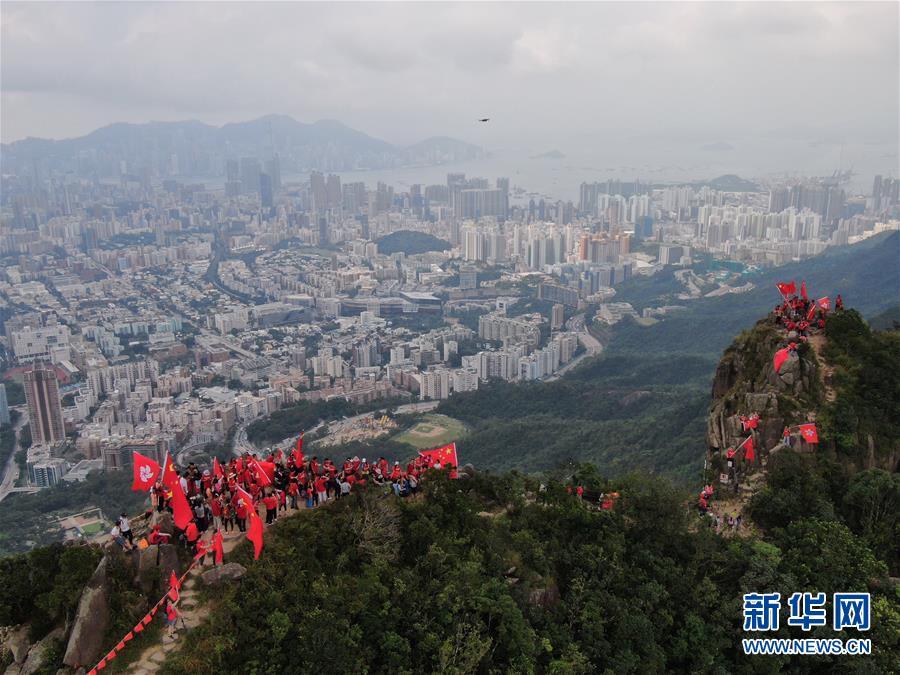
[2, 1, 898, 171]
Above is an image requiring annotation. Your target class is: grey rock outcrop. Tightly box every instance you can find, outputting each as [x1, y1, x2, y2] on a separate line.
[134, 543, 180, 594]
[20, 627, 64, 675]
[4, 625, 31, 664]
[148, 510, 175, 536]
[63, 557, 110, 669]
[201, 562, 247, 586]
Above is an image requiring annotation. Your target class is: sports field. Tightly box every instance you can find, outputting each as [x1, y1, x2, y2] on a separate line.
[393, 414, 467, 449]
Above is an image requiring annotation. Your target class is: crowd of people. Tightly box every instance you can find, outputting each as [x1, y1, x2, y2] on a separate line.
[772, 288, 842, 338]
[140, 444, 457, 557]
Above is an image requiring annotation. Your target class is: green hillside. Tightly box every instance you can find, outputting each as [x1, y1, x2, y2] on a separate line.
[160, 471, 898, 674]
[375, 230, 451, 255]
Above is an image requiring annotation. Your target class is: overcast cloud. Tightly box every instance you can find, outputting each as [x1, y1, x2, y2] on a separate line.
[2, 1, 898, 164]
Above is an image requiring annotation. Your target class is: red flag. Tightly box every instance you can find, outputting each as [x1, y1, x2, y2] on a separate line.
[817, 297, 831, 312]
[800, 280, 808, 301]
[235, 485, 254, 507]
[213, 530, 224, 565]
[798, 423, 819, 444]
[168, 570, 180, 601]
[807, 303, 816, 321]
[193, 539, 207, 561]
[247, 510, 264, 560]
[169, 479, 194, 530]
[773, 347, 791, 373]
[419, 442, 459, 468]
[292, 433, 305, 468]
[212, 456, 224, 479]
[131, 452, 161, 491]
[739, 436, 755, 462]
[776, 280, 796, 297]
[249, 457, 274, 486]
[161, 452, 178, 489]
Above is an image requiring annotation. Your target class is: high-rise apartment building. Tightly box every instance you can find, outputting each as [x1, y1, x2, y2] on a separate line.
[24, 365, 65, 446]
[0, 383, 9, 425]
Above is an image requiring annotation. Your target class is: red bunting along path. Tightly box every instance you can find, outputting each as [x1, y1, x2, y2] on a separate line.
[87, 561, 198, 675]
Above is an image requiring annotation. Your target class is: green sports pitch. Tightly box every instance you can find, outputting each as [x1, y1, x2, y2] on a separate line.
[393, 414, 467, 449]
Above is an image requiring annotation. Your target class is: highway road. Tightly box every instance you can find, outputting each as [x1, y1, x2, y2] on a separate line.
[0, 407, 29, 502]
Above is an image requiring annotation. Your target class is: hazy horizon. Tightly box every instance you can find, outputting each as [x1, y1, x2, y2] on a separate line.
[3, 4, 898, 146]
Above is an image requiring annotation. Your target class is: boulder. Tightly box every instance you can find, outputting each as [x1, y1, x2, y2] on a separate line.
[134, 543, 180, 595]
[4, 626, 31, 664]
[63, 558, 110, 669]
[528, 583, 560, 609]
[744, 392, 777, 414]
[201, 563, 246, 586]
[148, 510, 175, 536]
[20, 627, 64, 675]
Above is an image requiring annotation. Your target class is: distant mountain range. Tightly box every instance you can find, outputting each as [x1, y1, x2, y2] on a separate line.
[1, 115, 485, 178]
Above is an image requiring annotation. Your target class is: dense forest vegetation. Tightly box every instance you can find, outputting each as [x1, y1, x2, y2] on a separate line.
[375, 230, 450, 255]
[0, 543, 101, 643]
[160, 470, 898, 674]
[438, 354, 711, 483]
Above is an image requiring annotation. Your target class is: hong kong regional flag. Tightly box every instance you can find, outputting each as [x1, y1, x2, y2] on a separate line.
[798, 423, 819, 444]
[131, 452, 161, 491]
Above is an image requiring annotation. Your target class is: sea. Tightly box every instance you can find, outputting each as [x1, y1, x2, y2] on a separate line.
[184, 137, 897, 203]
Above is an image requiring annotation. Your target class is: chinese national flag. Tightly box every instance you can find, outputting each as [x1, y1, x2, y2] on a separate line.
[249, 458, 274, 486]
[161, 452, 178, 489]
[247, 510, 264, 560]
[213, 530, 224, 565]
[776, 280, 796, 297]
[807, 303, 817, 321]
[773, 347, 791, 373]
[798, 423, 819, 444]
[131, 452, 161, 491]
[739, 436, 755, 462]
[800, 280, 808, 301]
[212, 456, 224, 479]
[419, 442, 459, 468]
[292, 433, 305, 468]
[818, 297, 831, 312]
[169, 479, 194, 530]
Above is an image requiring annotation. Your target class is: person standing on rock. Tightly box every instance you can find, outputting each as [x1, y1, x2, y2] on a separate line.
[118, 512, 133, 546]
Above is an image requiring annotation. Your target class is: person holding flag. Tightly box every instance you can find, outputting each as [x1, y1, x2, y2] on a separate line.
[212, 529, 225, 566]
[738, 435, 755, 462]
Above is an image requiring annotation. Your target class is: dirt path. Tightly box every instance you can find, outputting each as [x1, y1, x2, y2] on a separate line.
[123, 527, 246, 674]
[808, 333, 836, 402]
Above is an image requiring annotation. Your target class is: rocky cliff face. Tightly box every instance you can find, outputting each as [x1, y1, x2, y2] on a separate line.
[704, 317, 833, 513]
[707, 318, 822, 462]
